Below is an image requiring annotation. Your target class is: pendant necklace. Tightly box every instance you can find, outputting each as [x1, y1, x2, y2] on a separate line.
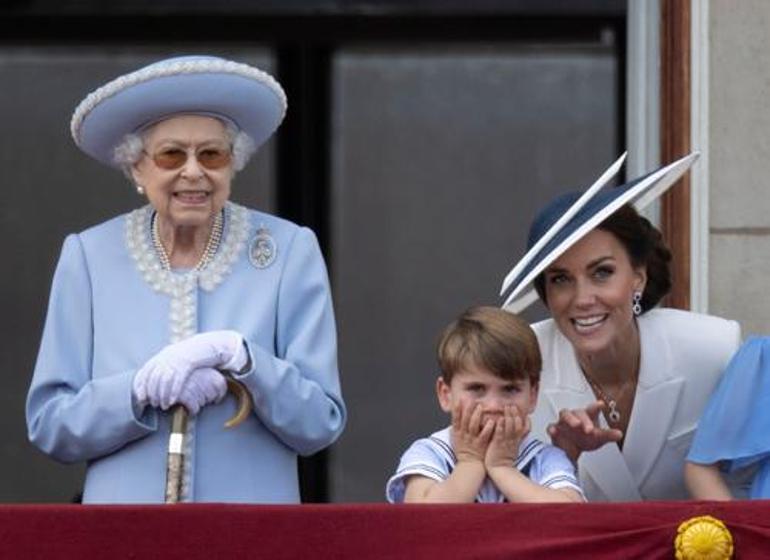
[583, 373, 625, 424]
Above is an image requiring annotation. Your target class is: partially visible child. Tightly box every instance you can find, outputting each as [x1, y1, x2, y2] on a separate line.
[386, 306, 584, 503]
[685, 336, 770, 500]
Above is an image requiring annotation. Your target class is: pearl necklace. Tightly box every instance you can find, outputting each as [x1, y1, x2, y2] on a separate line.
[151, 211, 224, 271]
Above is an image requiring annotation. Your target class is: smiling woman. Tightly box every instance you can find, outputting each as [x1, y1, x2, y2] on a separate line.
[25, 55, 346, 504]
[542, 227, 646, 361]
[130, 116, 236, 268]
[500, 155, 743, 502]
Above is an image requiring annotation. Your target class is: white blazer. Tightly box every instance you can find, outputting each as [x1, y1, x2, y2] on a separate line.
[530, 308, 741, 502]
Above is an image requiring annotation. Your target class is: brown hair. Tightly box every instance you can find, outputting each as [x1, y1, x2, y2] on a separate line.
[533, 204, 672, 313]
[437, 306, 541, 385]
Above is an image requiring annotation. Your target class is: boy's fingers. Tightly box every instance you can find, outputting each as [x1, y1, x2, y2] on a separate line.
[473, 403, 488, 434]
[480, 417, 496, 441]
[501, 406, 513, 435]
[522, 414, 532, 438]
[451, 401, 463, 431]
[512, 412, 523, 435]
[458, 401, 470, 432]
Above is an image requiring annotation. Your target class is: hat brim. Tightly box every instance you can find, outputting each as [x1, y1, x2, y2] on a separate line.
[500, 151, 627, 297]
[71, 57, 287, 167]
[502, 152, 699, 312]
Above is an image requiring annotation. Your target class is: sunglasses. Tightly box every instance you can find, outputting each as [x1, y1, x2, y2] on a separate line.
[143, 146, 232, 170]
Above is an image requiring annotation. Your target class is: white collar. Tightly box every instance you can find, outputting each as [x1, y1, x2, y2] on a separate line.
[125, 201, 250, 295]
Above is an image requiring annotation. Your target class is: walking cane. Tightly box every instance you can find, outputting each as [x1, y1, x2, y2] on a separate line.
[165, 378, 253, 503]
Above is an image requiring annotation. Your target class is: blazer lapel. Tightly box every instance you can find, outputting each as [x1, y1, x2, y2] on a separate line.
[542, 330, 641, 501]
[543, 386, 642, 501]
[621, 315, 684, 487]
[580, 441, 642, 501]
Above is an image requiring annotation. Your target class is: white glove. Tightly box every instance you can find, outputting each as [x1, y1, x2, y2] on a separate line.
[133, 330, 247, 410]
[175, 368, 228, 415]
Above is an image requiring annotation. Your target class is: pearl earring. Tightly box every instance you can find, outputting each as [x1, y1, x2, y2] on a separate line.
[632, 290, 643, 316]
[136, 184, 145, 196]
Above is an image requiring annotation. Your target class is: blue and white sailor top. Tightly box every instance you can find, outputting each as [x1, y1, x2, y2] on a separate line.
[386, 427, 583, 503]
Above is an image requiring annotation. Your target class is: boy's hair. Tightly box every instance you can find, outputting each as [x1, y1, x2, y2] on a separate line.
[437, 306, 542, 385]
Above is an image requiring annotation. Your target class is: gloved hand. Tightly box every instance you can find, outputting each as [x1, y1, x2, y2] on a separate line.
[175, 368, 228, 415]
[133, 330, 247, 410]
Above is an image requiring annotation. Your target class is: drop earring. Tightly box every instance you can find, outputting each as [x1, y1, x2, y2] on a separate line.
[632, 290, 643, 316]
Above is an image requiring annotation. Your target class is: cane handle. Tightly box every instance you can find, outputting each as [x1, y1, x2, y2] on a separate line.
[224, 378, 253, 428]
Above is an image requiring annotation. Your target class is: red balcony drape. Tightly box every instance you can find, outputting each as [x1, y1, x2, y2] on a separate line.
[3, 501, 770, 559]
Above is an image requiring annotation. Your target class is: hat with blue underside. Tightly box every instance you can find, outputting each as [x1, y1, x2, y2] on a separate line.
[500, 152, 699, 312]
[70, 55, 287, 167]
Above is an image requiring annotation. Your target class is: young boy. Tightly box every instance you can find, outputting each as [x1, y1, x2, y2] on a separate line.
[386, 306, 584, 503]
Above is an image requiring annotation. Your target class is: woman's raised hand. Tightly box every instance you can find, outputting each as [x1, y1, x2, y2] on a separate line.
[547, 400, 623, 463]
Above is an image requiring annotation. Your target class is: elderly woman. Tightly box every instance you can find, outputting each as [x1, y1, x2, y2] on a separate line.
[26, 55, 346, 503]
[500, 154, 744, 501]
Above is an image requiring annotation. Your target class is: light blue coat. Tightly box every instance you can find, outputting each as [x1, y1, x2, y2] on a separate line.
[26, 203, 346, 503]
[687, 336, 770, 498]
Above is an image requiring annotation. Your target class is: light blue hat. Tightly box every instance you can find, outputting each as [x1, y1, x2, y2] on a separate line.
[70, 55, 287, 167]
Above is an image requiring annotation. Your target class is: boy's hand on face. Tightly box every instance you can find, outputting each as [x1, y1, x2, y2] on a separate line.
[484, 404, 530, 471]
[450, 401, 495, 465]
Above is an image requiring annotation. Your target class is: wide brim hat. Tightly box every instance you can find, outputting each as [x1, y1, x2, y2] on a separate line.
[70, 55, 287, 167]
[500, 152, 700, 313]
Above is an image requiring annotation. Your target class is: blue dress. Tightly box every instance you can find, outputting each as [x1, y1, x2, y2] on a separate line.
[26, 202, 346, 503]
[687, 336, 770, 498]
